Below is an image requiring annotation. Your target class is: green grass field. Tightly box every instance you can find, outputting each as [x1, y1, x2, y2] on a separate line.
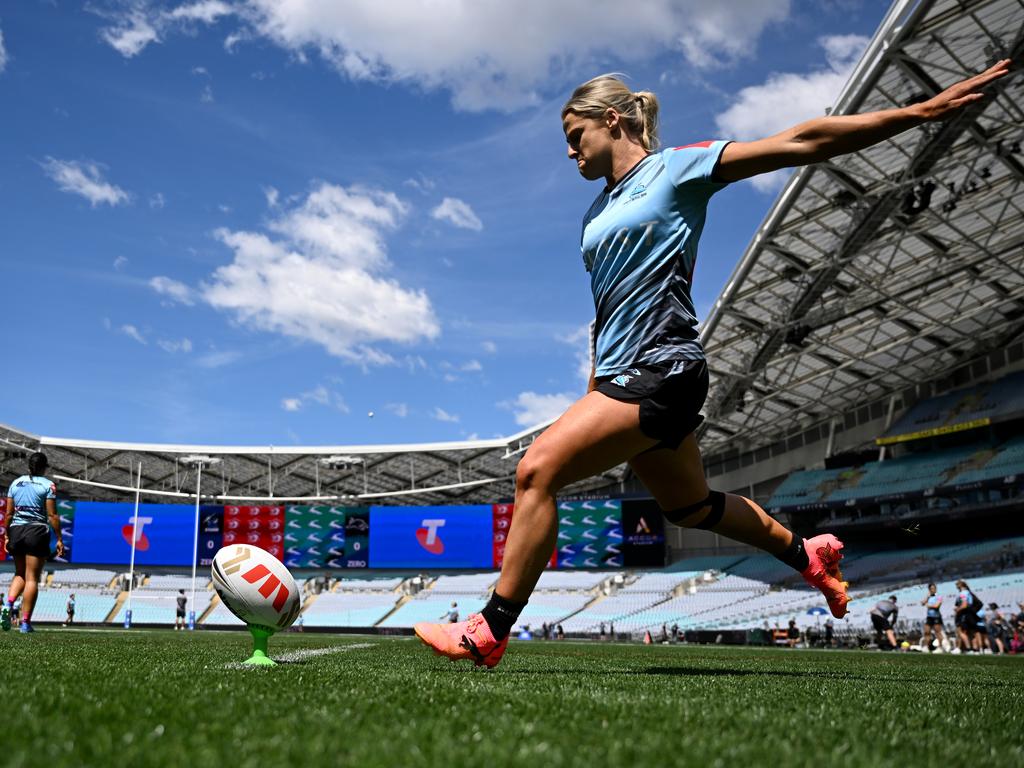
[3, 628, 1022, 768]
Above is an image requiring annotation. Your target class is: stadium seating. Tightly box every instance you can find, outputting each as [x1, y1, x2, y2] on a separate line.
[302, 592, 400, 627]
[334, 576, 404, 592]
[112, 590, 213, 625]
[768, 421, 1024, 511]
[32, 589, 116, 624]
[426, 573, 497, 593]
[533, 571, 609, 591]
[143, 574, 206, 591]
[379, 594, 487, 628]
[202, 600, 246, 626]
[882, 370, 1024, 441]
[49, 568, 117, 588]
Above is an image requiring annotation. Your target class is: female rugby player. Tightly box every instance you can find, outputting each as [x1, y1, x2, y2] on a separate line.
[4, 452, 64, 632]
[416, 59, 1012, 667]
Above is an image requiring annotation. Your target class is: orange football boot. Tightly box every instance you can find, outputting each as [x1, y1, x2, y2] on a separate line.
[801, 533, 849, 618]
[414, 613, 509, 668]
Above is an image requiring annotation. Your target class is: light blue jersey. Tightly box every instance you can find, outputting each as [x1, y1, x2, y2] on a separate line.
[6, 474, 56, 528]
[581, 141, 730, 377]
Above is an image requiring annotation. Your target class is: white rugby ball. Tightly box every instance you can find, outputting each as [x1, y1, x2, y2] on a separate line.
[211, 544, 302, 632]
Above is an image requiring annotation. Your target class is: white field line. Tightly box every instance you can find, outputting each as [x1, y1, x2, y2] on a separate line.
[226, 642, 376, 669]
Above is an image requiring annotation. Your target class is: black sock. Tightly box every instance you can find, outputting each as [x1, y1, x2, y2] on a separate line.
[480, 592, 528, 641]
[775, 536, 809, 572]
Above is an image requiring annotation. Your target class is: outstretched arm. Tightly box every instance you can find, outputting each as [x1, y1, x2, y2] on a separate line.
[717, 59, 1012, 182]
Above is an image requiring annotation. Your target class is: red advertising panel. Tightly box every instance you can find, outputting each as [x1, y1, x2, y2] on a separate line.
[491, 503, 556, 569]
[223, 505, 285, 560]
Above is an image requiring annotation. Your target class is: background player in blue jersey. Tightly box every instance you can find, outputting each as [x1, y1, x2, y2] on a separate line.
[3, 452, 64, 632]
[415, 59, 1012, 667]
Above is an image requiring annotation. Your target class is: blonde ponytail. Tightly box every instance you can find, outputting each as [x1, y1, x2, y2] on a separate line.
[562, 74, 661, 151]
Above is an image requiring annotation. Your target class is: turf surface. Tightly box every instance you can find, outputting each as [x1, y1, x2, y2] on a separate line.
[3, 628, 1022, 768]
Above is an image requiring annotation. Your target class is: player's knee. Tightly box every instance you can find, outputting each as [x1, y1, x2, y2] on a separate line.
[515, 452, 556, 494]
[663, 490, 726, 529]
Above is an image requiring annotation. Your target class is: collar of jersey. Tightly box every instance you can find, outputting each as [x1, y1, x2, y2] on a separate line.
[605, 153, 655, 197]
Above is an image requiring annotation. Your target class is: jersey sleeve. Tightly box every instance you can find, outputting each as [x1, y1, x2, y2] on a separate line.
[662, 141, 731, 188]
[47, 481, 57, 500]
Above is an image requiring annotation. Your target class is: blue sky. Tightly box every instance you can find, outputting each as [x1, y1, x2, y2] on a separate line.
[0, 0, 884, 445]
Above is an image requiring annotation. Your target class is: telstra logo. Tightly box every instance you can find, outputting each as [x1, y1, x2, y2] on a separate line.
[416, 519, 446, 554]
[121, 516, 154, 550]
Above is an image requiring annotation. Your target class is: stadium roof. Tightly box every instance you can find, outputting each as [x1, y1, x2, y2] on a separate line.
[3, 0, 1022, 505]
[699, 0, 1024, 459]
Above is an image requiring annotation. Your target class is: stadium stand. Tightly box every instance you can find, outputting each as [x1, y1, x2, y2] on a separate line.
[334, 576, 403, 592]
[32, 590, 116, 624]
[49, 568, 117, 589]
[143, 574, 206, 591]
[113, 590, 214, 625]
[302, 592, 400, 628]
[379, 594, 488, 628]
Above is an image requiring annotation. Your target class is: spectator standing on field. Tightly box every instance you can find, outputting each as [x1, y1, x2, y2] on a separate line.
[870, 595, 899, 650]
[175, 589, 188, 630]
[440, 601, 459, 623]
[954, 580, 980, 652]
[921, 583, 945, 652]
[986, 603, 1007, 654]
[64, 593, 76, 626]
[786, 618, 800, 648]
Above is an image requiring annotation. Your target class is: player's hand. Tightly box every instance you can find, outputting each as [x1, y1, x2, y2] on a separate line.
[55, 538, 65, 559]
[917, 59, 1012, 120]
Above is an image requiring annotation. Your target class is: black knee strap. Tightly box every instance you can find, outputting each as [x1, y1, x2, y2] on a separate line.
[664, 490, 726, 529]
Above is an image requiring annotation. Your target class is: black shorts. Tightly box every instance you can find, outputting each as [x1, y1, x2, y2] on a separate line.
[176, 609, 187, 619]
[595, 360, 709, 451]
[871, 614, 891, 633]
[925, 616, 943, 627]
[956, 612, 977, 629]
[7, 525, 51, 558]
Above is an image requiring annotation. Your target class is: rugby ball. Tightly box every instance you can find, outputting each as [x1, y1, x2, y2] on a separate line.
[211, 544, 302, 632]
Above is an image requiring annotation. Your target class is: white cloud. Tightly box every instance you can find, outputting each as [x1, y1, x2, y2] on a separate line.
[96, 1, 234, 57]
[200, 84, 215, 102]
[461, 359, 482, 372]
[0, 23, 8, 74]
[200, 182, 439, 364]
[559, 323, 594, 385]
[481, 340, 497, 354]
[714, 34, 869, 192]
[263, 185, 279, 207]
[97, 0, 790, 111]
[149, 192, 166, 209]
[281, 383, 349, 413]
[113, 255, 129, 270]
[431, 197, 483, 232]
[508, 391, 575, 427]
[403, 175, 435, 193]
[386, 402, 409, 418]
[195, 349, 241, 368]
[169, 1, 234, 23]
[120, 324, 147, 345]
[149, 275, 195, 305]
[432, 407, 459, 423]
[41, 157, 130, 207]
[157, 337, 193, 353]
[100, 10, 159, 57]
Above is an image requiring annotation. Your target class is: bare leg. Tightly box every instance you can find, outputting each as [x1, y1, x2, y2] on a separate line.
[21, 554, 44, 622]
[886, 628, 897, 649]
[7, 555, 26, 605]
[495, 392, 657, 602]
[629, 434, 794, 554]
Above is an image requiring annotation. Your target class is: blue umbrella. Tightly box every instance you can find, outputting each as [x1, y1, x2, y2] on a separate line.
[807, 606, 829, 616]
